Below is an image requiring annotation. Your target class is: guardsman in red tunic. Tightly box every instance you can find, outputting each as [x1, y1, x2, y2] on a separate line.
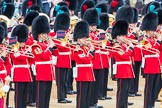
[83, 8, 104, 108]
[115, 6, 137, 106]
[155, 8, 162, 101]
[53, 12, 72, 103]
[140, 12, 162, 108]
[9, 24, 33, 108]
[73, 20, 95, 108]
[97, 12, 112, 100]
[0, 25, 8, 85]
[128, 7, 142, 97]
[111, 20, 135, 108]
[32, 16, 55, 108]
[0, 21, 13, 108]
[23, 11, 39, 107]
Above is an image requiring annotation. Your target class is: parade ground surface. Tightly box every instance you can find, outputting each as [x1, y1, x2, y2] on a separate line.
[9, 77, 161, 108]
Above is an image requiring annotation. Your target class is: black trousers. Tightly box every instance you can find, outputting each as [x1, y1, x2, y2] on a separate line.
[144, 74, 161, 108]
[15, 82, 29, 108]
[103, 68, 109, 96]
[76, 81, 92, 108]
[56, 68, 69, 100]
[27, 77, 36, 103]
[67, 61, 75, 92]
[116, 79, 131, 108]
[129, 61, 141, 93]
[98, 68, 109, 97]
[36, 81, 52, 108]
[90, 69, 103, 105]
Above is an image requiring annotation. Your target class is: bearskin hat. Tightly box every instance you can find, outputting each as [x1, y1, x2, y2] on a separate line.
[98, 13, 109, 31]
[80, 0, 95, 19]
[0, 25, 5, 44]
[95, 2, 108, 14]
[111, 20, 128, 39]
[155, 8, 162, 25]
[2, 3, 15, 19]
[23, 11, 39, 26]
[116, 6, 134, 24]
[147, 1, 161, 13]
[0, 21, 7, 37]
[32, 16, 50, 40]
[11, 24, 28, 42]
[54, 12, 70, 32]
[83, 8, 99, 26]
[142, 2, 151, 16]
[53, 2, 68, 17]
[27, 5, 42, 14]
[22, 0, 42, 16]
[141, 12, 158, 31]
[108, 0, 123, 14]
[74, 20, 89, 41]
[65, 0, 77, 11]
[132, 7, 138, 23]
[53, 6, 69, 17]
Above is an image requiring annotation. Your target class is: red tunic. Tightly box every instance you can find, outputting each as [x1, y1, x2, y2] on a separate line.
[32, 42, 55, 81]
[53, 39, 71, 69]
[142, 38, 161, 74]
[0, 57, 7, 83]
[110, 43, 135, 78]
[74, 46, 95, 81]
[10, 47, 32, 82]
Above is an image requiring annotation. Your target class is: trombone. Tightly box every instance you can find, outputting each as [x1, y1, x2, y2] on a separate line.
[123, 37, 160, 54]
[0, 43, 34, 58]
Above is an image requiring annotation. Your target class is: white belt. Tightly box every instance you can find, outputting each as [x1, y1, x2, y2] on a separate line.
[113, 61, 132, 75]
[11, 64, 30, 80]
[59, 52, 71, 55]
[13, 64, 30, 68]
[116, 61, 132, 65]
[35, 61, 51, 65]
[0, 70, 7, 74]
[141, 54, 159, 68]
[144, 54, 159, 58]
[95, 50, 100, 53]
[76, 64, 92, 67]
[100, 51, 108, 55]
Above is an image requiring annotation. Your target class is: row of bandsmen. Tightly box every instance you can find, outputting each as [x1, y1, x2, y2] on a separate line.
[0, 0, 162, 108]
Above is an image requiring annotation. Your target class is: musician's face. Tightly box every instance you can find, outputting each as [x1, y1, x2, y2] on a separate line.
[19, 42, 25, 47]
[38, 33, 48, 41]
[90, 25, 97, 32]
[117, 36, 125, 43]
[78, 37, 90, 46]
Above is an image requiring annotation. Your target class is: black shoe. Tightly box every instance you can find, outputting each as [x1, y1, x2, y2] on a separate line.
[10, 87, 15, 91]
[107, 87, 113, 91]
[94, 104, 104, 108]
[135, 93, 142, 96]
[8, 107, 13, 108]
[155, 99, 161, 102]
[105, 96, 112, 100]
[98, 96, 105, 100]
[73, 90, 77, 94]
[96, 105, 104, 108]
[27, 102, 36, 107]
[128, 102, 134, 106]
[65, 99, 72, 103]
[128, 93, 135, 97]
[67, 90, 74, 95]
[58, 99, 67, 103]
